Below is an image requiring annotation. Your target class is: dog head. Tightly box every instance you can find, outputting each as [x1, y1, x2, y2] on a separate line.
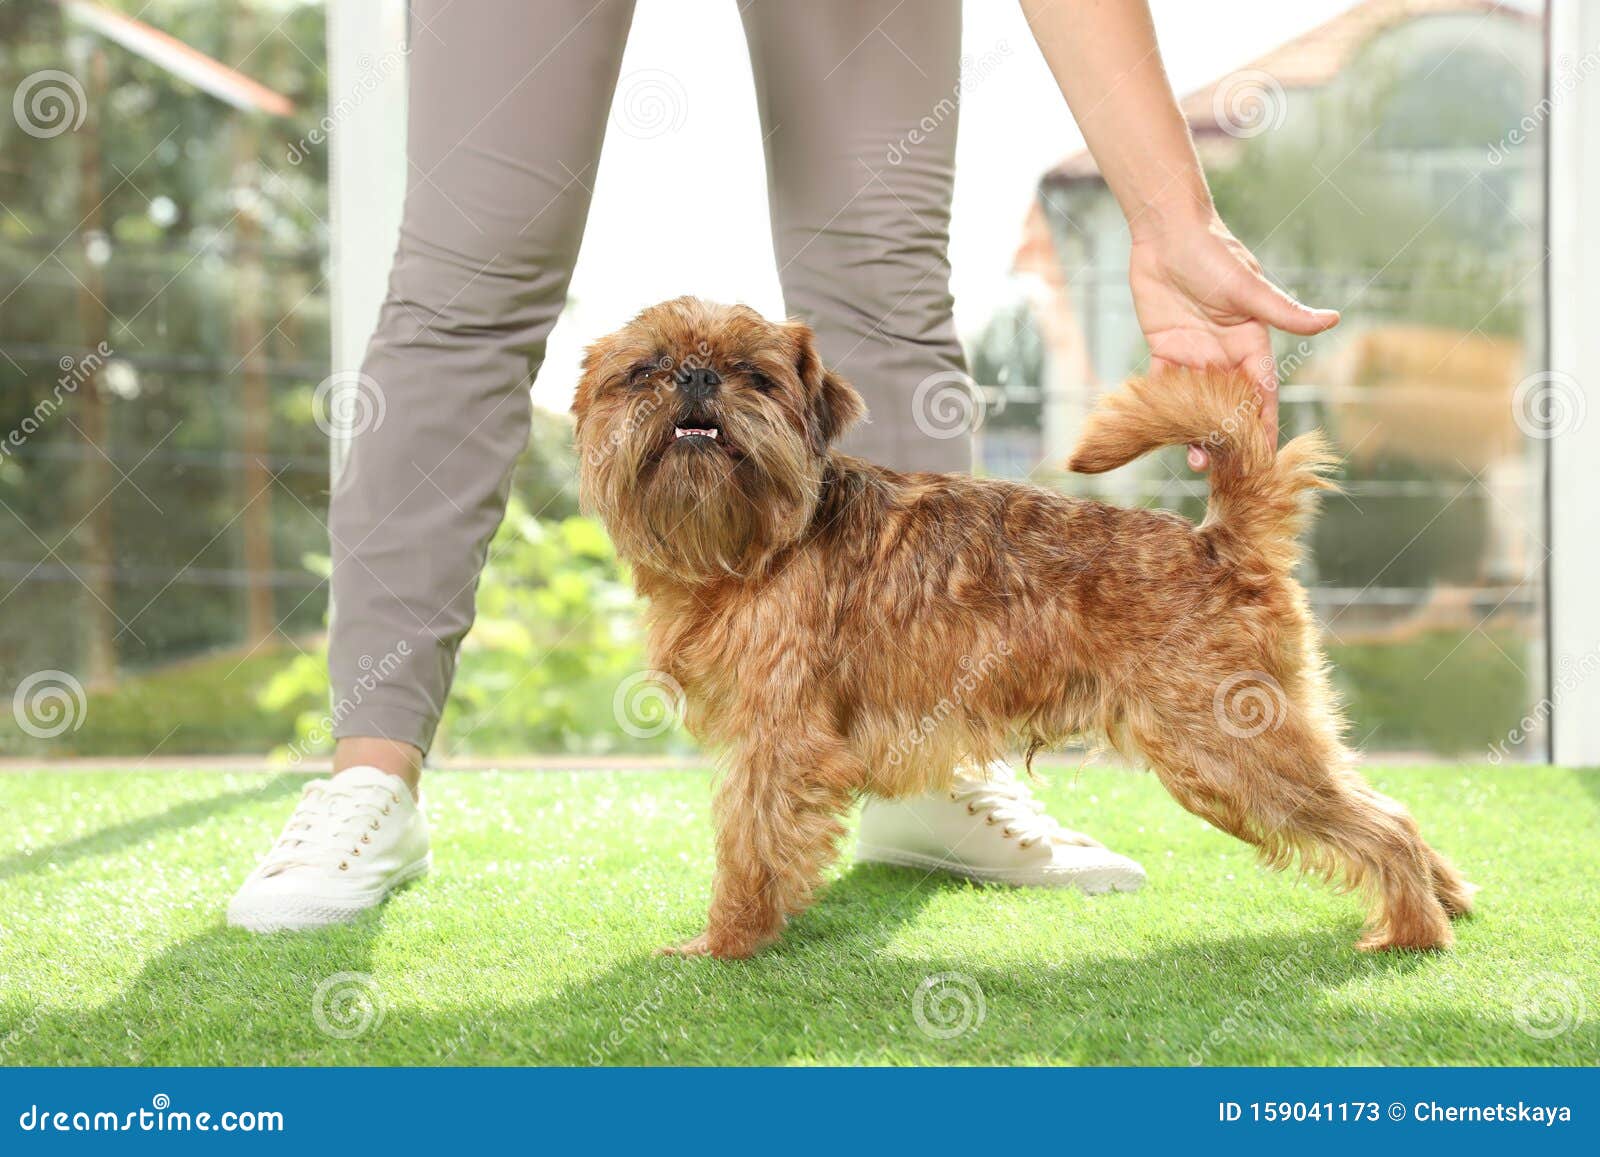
[573, 297, 865, 582]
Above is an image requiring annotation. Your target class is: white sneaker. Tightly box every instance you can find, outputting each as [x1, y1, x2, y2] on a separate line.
[227, 766, 431, 933]
[855, 761, 1146, 893]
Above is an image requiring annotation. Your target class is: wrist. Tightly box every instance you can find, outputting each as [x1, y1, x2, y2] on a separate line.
[1126, 191, 1218, 245]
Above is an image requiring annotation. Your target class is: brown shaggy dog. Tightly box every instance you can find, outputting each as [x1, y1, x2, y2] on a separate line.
[572, 297, 1474, 960]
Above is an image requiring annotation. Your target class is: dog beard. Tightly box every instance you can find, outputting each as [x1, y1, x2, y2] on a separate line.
[583, 398, 823, 582]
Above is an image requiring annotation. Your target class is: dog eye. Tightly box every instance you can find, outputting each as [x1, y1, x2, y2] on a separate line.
[741, 367, 777, 392]
[627, 366, 658, 389]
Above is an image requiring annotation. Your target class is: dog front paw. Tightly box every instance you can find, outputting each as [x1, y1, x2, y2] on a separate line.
[658, 933, 717, 958]
[657, 930, 762, 960]
[1356, 918, 1454, 953]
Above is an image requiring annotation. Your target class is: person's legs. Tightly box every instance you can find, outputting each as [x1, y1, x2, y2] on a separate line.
[230, 0, 638, 931]
[328, 0, 640, 796]
[741, 0, 1144, 891]
[740, 0, 970, 474]
[327, 0, 636, 776]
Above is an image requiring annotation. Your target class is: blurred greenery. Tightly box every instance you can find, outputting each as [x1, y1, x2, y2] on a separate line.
[1312, 459, 1490, 590]
[1, 0, 334, 683]
[1, 489, 673, 759]
[0, 0, 659, 761]
[1329, 629, 1532, 758]
[29, 646, 305, 757]
[255, 496, 688, 761]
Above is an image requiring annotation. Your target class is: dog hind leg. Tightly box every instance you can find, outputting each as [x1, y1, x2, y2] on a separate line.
[1352, 781, 1476, 920]
[1126, 706, 1456, 952]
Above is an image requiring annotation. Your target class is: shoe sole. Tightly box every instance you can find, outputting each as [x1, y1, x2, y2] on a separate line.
[226, 854, 432, 933]
[854, 844, 1145, 894]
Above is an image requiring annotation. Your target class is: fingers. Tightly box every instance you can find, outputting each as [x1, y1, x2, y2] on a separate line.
[1249, 338, 1280, 441]
[1240, 274, 1340, 336]
[1258, 379, 1279, 446]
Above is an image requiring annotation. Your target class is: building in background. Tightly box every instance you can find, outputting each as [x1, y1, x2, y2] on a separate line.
[980, 0, 1541, 469]
[972, 0, 1548, 756]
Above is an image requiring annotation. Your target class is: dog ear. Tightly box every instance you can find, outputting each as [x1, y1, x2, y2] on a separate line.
[572, 335, 630, 429]
[787, 320, 864, 453]
[571, 342, 604, 422]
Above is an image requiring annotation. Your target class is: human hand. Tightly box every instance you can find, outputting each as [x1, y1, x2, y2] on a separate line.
[1127, 215, 1339, 469]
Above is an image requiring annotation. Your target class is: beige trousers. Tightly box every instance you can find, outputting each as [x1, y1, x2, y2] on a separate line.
[330, 0, 968, 752]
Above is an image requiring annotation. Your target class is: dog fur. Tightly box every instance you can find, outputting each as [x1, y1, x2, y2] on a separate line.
[572, 297, 1474, 960]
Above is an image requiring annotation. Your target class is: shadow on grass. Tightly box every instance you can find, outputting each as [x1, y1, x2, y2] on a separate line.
[0, 901, 398, 1066]
[0, 776, 302, 884]
[10, 863, 1590, 1066]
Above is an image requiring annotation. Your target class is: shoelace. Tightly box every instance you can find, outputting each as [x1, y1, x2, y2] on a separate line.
[948, 765, 1102, 850]
[257, 780, 401, 876]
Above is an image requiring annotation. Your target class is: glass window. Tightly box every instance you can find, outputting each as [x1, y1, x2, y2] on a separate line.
[1, 0, 1554, 763]
[978, 2, 1549, 759]
[1, 0, 331, 756]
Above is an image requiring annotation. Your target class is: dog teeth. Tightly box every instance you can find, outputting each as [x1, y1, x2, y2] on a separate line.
[674, 427, 718, 439]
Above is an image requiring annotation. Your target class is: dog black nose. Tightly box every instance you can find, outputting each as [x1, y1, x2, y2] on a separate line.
[673, 365, 721, 401]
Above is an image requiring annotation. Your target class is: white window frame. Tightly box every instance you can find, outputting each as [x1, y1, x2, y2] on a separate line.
[326, 0, 408, 479]
[1548, 1, 1600, 766]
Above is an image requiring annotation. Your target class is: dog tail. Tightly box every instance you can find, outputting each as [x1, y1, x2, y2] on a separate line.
[1066, 367, 1338, 571]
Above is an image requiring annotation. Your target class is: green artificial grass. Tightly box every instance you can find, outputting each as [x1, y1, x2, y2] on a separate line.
[0, 765, 1595, 1066]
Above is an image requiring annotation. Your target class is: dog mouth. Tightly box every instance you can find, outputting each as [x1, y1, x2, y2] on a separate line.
[673, 425, 720, 445]
[667, 416, 737, 457]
